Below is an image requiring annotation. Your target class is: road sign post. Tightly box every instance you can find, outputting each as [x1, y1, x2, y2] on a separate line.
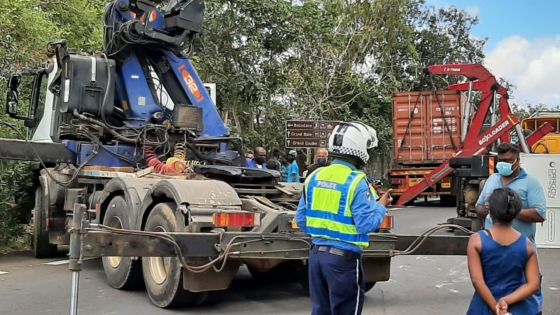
[286, 120, 340, 148]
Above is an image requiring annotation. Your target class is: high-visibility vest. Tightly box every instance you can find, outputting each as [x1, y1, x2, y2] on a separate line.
[370, 186, 380, 201]
[304, 163, 369, 249]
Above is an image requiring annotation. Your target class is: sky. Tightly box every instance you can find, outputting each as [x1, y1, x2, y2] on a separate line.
[427, 0, 560, 108]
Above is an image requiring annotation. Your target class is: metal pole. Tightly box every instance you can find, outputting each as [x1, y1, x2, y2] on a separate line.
[461, 80, 474, 143]
[69, 203, 86, 315]
[69, 272, 80, 315]
[490, 91, 499, 152]
[515, 124, 531, 153]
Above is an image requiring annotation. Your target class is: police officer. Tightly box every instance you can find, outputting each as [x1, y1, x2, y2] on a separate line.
[296, 122, 392, 315]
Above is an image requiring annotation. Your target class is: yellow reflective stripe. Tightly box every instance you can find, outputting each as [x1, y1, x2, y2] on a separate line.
[311, 188, 341, 214]
[344, 172, 366, 217]
[370, 187, 379, 200]
[316, 164, 352, 184]
[307, 217, 360, 235]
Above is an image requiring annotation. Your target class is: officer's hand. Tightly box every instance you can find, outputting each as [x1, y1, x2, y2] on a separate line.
[378, 189, 393, 207]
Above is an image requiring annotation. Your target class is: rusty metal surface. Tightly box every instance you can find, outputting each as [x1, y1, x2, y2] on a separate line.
[81, 231, 398, 259]
[182, 261, 240, 292]
[393, 90, 464, 165]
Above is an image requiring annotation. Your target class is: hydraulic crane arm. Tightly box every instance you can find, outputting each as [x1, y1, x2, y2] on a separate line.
[396, 64, 549, 206]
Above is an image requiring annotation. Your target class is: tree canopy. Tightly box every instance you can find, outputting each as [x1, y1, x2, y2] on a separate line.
[194, 0, 485, 153]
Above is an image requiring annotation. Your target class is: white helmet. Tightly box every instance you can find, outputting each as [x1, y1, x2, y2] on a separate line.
[328, 122, 378, 164]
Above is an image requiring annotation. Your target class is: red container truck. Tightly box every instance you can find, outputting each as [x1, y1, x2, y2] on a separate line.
[390, 90, 465, 202]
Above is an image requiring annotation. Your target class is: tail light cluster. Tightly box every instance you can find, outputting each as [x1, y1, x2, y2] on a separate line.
[212, 212, 260, 228]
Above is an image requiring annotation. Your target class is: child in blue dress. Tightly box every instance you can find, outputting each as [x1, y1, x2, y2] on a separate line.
[467, 188, 541, 315]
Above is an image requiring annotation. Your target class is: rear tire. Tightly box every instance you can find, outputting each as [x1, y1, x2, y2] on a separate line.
[142, 202, 205, 308]
[32, 187, 57, 258]
[102, 196, 143, 289]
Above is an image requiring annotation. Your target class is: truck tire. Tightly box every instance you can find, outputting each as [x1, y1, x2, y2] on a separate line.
[142, 202, 205, 308]
[32, 187, 57, 258]
[102, 196, 143, 289]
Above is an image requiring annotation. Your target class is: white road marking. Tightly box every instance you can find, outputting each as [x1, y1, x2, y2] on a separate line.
[0, 271, 8, 275]
[43, 257, 97, 266]
[44, 260, 70, 265]
[435, 281, 452, 288]
[550, 287, 558, 291]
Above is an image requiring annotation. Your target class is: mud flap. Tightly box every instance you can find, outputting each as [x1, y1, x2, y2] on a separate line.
[182, 260, 240, 292]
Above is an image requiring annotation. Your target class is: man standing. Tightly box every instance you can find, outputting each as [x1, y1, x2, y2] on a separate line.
[475, 142, 546, 313]
[246, 147, 268, 169]
[286, 150, 300, 183]
[296, 122, 391, 315]
[266, 149, 282, 171]
[306, 148, 330, 176]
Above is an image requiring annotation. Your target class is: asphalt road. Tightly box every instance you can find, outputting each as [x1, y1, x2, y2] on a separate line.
[0, 205, 558, 315]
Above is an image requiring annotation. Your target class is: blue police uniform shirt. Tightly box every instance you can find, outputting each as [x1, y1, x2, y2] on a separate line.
[476, 168, 546, 243]
[295, 159, 387, 253]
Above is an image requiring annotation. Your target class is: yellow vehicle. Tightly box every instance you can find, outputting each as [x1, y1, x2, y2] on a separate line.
[522, 111, 560, 153]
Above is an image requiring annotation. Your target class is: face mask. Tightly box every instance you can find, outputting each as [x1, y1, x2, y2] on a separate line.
[496, 161, 515, 176]
[317, 158, 327, 165]
[255, 157, 266, 164]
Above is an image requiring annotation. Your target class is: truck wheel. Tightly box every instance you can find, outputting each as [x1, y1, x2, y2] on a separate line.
[364, 281, 376, 293]
[142, 202, 205, 308]
[32, 187, 57, 258]
[102, 196, 143, 289]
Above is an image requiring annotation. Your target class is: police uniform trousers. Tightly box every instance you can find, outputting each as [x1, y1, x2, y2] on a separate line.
[309, 245, 364, 315]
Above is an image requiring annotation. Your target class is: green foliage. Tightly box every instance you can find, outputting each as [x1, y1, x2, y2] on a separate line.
[0, 0, 105, 250]
[0, 161, 34, 251]
[195, 0, 485, 154]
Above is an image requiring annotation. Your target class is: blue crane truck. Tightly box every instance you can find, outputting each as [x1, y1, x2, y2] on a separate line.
[0, 0, 468, 308]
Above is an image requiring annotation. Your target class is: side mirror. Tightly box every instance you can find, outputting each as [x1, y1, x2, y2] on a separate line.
[6, 74, 21, 117]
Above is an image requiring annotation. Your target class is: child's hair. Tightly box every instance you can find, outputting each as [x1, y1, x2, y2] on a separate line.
[488, 188, 522, 224]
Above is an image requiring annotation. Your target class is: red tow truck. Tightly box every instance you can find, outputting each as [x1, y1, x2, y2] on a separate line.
[389, 64, 554, 229]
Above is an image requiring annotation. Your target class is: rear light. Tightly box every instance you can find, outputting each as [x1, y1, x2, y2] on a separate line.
[212, 212, 260, 228]
[379, 215, 393, 231]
